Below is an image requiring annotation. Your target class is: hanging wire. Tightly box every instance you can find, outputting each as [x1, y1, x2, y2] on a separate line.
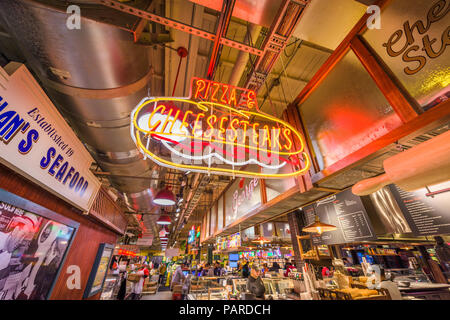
[279, 54, 295, 102]
[245, 22, 279, 121]
[172, 53, 184, 96]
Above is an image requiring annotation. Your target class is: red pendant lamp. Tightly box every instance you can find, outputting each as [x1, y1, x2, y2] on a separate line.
[153, 187, 176, 206]
[302, 215, 337, 235]
[156, 214, 172, 225]
[252, 236, 271, 246]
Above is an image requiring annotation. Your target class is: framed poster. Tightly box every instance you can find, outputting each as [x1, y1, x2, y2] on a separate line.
[0, 188, 78, 300]
[83, 243, 114, 298]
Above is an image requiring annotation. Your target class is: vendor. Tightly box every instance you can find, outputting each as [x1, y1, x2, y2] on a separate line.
[247, 266, 265, 300]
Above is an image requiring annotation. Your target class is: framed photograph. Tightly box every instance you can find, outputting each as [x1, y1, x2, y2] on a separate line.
[0, 188, 79, 300]
[83, 243, 114, 298]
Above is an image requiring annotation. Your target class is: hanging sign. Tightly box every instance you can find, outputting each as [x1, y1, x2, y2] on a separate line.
[131, 77, 310, 178]
[0, 63, 100, 212]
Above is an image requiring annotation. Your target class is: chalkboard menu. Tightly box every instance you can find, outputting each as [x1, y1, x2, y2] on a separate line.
[388, 182, 450, 236]
[303, 189, 377, 245]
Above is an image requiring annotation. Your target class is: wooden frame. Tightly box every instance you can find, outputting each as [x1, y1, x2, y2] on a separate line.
[296, 235, 333, 261]
[291, 0, 450, 185]
[83, 243, 114, 299]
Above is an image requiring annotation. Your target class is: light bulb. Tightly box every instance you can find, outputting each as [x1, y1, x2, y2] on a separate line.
[317, 227, 322, 235]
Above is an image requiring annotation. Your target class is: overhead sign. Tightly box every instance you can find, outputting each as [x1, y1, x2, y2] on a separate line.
[215, 232, 241, 251]
[136, 231, 154, 246]
[303, 189, 377, 245]
[0, 63, 100, 212]
[388, 182, 450, 236]
[131, 77, 310, 178]
[188, 225, 195, 244]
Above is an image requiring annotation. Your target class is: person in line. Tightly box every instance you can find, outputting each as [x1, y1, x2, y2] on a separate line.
[171, 263, 186, 290]
[247, 266, 265, 300]
[158, 263, 166, 286]
[379, 269, 402, 300]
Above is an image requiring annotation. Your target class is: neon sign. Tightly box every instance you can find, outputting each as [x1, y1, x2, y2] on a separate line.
[131, 77, 310, 178]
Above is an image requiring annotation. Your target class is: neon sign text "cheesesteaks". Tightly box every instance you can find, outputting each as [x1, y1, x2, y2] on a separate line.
[130, 78, 310, 178]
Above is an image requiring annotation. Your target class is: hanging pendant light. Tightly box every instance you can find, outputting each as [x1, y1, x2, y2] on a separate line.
[302, 215, 337, 235]
[156, 214, 172, 225]
[153, 187, 176, 206]
[252, 235, 271, 246]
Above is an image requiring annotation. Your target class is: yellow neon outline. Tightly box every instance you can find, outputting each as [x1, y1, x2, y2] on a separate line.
[132, 98, 305, 157]
[136, 132, 311, 178]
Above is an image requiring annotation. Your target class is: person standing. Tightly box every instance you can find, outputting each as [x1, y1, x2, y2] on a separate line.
[129, 264, 149, 300]
[241, 261, 250, 278]
[171, 263, 186, 290]
[213, 262, 221, 276]
[247, 266, 265, 300]
[158, 263, 167, 286]
[284, 262, 295, 277]
[434, 236, 450, 267]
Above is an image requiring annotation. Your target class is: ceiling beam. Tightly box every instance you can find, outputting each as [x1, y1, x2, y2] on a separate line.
[206, 0, 236, 79]
[94, 0, 262, 56]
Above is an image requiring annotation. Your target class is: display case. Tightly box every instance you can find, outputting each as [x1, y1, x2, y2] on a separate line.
[188, 276, 227, 299]
[297, 235, 333, 260]
[100, 274, 120, 300]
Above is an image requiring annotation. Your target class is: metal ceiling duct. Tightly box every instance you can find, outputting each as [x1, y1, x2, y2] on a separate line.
[0, 0, 157, 213]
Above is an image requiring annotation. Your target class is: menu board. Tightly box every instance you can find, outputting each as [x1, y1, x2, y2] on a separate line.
[388, 182, 450, 236]
[303, 189, 377, 245]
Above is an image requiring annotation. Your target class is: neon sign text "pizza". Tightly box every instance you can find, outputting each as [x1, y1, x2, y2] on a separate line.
[130, 78, 310, 179]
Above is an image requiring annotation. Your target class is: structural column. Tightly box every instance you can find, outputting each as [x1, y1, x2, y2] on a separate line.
[287, 210, 305, 269]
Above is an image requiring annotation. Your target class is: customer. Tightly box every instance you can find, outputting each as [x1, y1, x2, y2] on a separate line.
[171, 263, 186, 290]
[261, 263, 268, 277]
[158, 263, 167, 285]
[220, 263, 226, 276]
[247, 266, 265, 299]
[283, 258, 289, 270]
[241, 261, 250, 278]
[284, 261, 295, 277]
[213, 262, 221, 276]
[269, 262, 281, 272]
[207, 263, 214, 276]
[379, 269, 402, 300]
[434, 236, 450, 267]
[129, 264, 149, 300]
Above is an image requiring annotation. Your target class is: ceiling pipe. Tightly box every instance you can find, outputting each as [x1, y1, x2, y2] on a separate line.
[228, 24, 261, 86]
